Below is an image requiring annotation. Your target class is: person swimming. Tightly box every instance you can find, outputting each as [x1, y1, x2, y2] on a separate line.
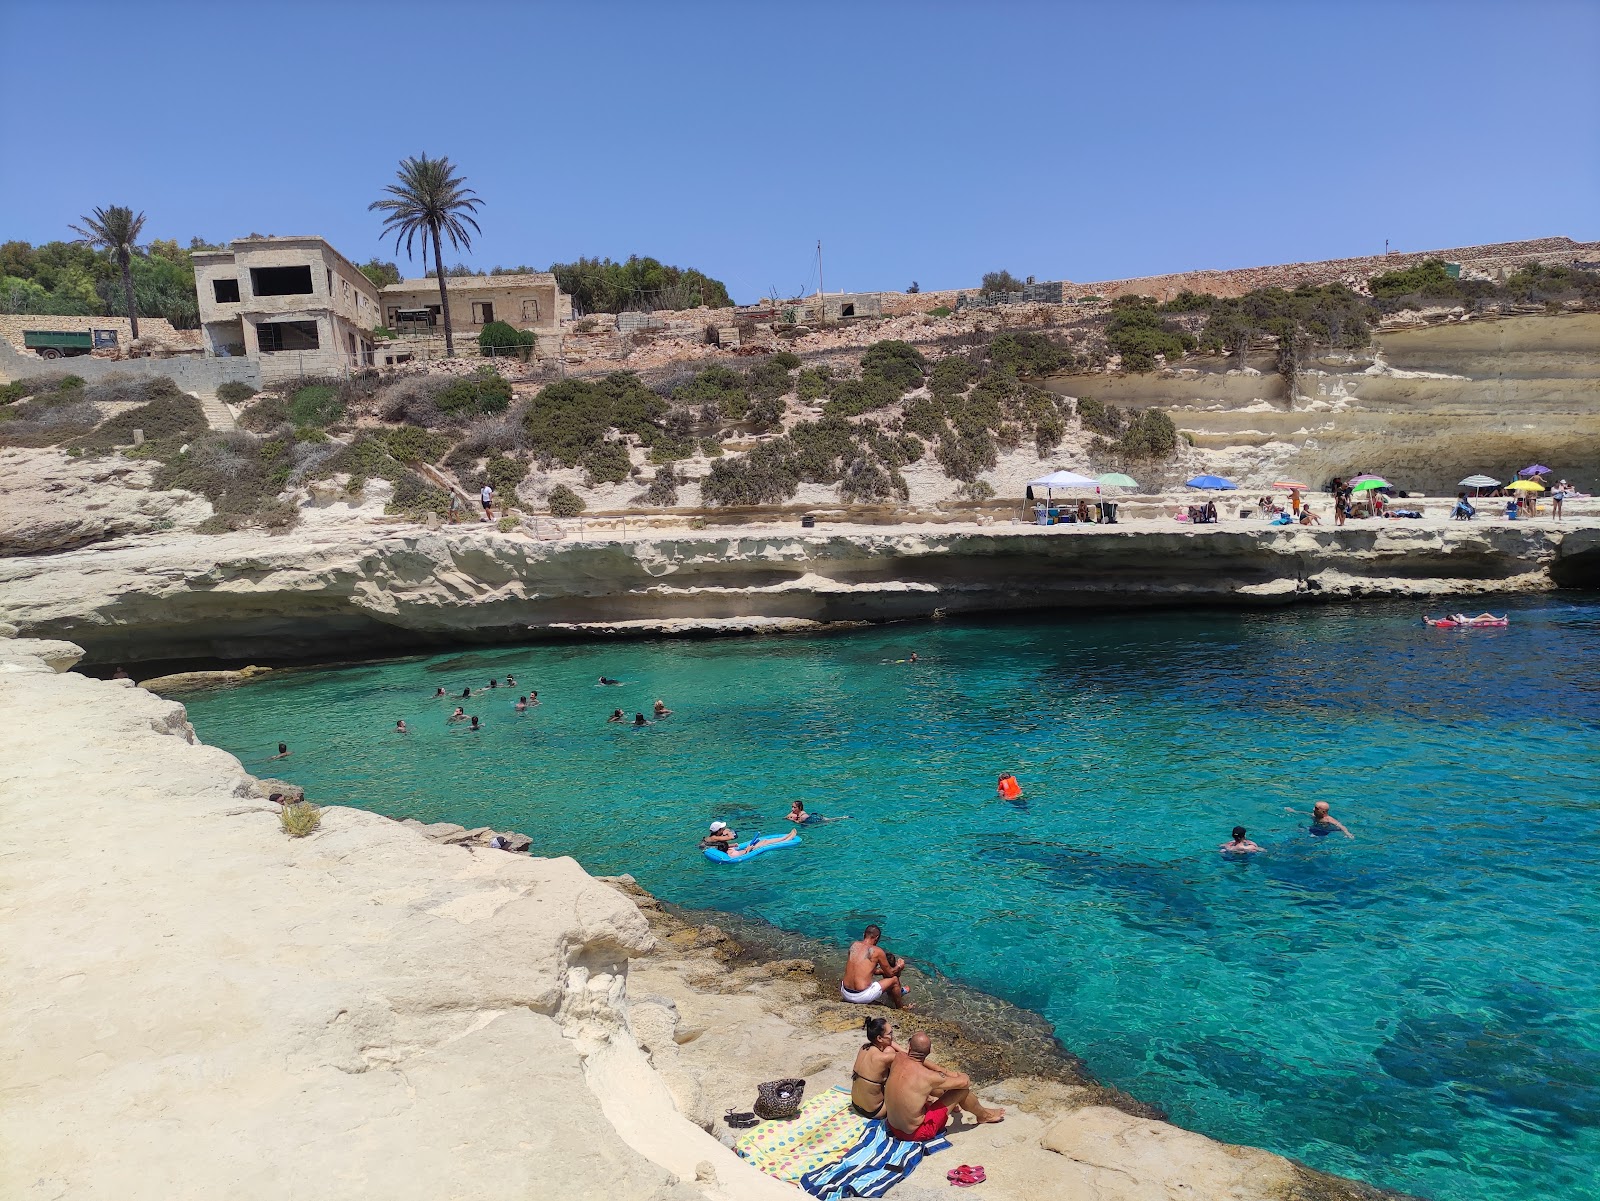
[506, 675, 516, 686]
[469, 716, 480, 730]
[528, 690, 539, 705]
[515, 696, 528, 711]
[488, 679, 498, 690]
[653, 699, 672, 718]
[1287, 801, 1353, 839]
[434, 687, 446, 698]
[606, 709, 625, 723]
[395, 720, 408, 734]
[448, 707, 467, 722]
[786, 799, 849, 825]
[633, 713, 650, 726]
[1219, 826, 1262, 854]
[461, 687, 473, 699]
[268, 743, 290, 760]
[598, 676, 621, 686]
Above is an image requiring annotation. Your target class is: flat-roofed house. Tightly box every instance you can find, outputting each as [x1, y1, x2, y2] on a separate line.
[193, 237, 380, 383]
[379, 273, 569, 343]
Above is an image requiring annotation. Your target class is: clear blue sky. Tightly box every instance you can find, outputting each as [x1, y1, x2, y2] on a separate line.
[4, 0, 1596, 301]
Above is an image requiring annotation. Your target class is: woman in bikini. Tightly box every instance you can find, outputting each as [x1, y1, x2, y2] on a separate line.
[850, 1017, 902, 1118]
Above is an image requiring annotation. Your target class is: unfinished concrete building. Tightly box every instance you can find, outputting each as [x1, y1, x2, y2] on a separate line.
[192, 237, 380, 383]
[379, 273, 569, 345]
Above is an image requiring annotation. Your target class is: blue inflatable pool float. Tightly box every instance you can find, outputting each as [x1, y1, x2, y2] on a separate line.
[704, 831, 801, 863]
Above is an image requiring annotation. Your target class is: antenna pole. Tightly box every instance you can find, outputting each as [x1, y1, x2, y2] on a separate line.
[816, 239, 825, 326]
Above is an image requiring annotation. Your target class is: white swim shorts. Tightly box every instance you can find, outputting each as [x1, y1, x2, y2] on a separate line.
[840, 981, 885, 1004]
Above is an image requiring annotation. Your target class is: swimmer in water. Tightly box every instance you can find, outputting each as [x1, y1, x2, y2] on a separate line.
[268, 743, 290, 760]
[787, 798, 850, 825]
[396, 720, 408, 734]
[633, 713, 650, 726]
[1287, 801, 1353, 839]
[515, 696, 528, 711]
[461, 687, 473, 699]
[448, 707, 467, 722]
[469, 716, 480, 730]
[506, 675, 516, 687]
[653, 699, 672, 718]
[607, 709, 625, 723]
[722, 829, 799, 859]
[488, 679, 498, 690]
[599, 676, 621, 686]
[909, 652, 918, 663]
[434, 687, 446, 698]
[1219, 826, 1262, 854]
[528, 690, 539, 705]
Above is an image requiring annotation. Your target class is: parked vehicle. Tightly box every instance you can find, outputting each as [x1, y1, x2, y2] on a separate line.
[23, 329, 119, 359]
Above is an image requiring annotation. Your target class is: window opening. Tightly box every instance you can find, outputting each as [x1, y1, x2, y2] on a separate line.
[249, 266, 314, 296]
[256, 319, 320, 352]
[471, 301, 495, 324]
[213, 278, 241, 303]
[521, 298, 541, 322]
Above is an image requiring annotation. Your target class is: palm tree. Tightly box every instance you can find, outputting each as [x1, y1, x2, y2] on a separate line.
[369, 155, 482, 356]
[70, 205, 147, 340]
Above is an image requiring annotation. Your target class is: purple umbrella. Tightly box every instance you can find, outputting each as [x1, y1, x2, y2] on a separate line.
[1349, 474, 1386, 485]
[1519, 465, 1551, 477]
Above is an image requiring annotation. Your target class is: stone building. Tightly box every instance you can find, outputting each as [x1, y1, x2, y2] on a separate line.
[192, 237, 380, 383]
[379, 273, 569, 342]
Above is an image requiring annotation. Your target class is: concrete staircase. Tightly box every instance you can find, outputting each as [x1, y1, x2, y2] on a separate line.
[196, 392, 238, 432]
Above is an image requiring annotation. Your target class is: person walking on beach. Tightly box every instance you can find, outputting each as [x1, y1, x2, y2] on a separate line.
[884, 1032, 1004, 1140]
[1552, 483, 1566, 521]
[480, 482, 494, 521]
[841, 925, 912, 1009]
[1287, 801, 1353, 839]
[1220, 826, 1262, 854]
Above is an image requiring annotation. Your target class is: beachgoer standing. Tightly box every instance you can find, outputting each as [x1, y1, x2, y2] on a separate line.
[884, 1033, 1004, 1140]
[480, 483, 494, 521]
[1552, 484, 1566, 521]
[841, 925, 911, 1009]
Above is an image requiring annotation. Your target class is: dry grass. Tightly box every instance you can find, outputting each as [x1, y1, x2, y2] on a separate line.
[279, 800, 322, 838]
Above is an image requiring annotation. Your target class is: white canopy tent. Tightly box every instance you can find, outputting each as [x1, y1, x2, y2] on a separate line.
[1028, 470, 1100, 491]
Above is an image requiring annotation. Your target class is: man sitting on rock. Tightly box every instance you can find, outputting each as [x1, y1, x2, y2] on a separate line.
[841, 924, 911, 1008]
[884, 1032, 1005, 1140]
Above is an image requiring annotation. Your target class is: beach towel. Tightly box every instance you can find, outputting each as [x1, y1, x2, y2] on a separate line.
[798, 1118, 952, 1200]
[735, 1086, 869, 1183]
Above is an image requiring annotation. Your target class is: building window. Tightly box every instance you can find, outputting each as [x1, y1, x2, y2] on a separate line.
[840, 302, 856, 317]
[213, 278, 241, 303]
[471, 301, 495, 324]
[342, 278, 350, 298]
[256, 320, 320, 352]
[521, 298, 541, 322]
[249, 266, 314, 296]
[326, 269, 334, 295]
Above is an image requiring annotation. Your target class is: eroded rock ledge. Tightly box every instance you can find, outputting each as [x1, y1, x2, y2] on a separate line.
[0, 634, 1413, 1200]
[2, 519, 1591, 667]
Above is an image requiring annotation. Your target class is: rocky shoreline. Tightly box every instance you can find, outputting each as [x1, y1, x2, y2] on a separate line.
[0, 630, 1415, 1200]
[3, 512, 1597, 669]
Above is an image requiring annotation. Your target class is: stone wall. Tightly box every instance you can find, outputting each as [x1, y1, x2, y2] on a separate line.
[0, 335, 260, 395]
[0, 313, 194, 352]
[381, 274, 564, 337]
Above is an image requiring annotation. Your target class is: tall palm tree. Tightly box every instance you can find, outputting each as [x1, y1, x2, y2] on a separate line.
[70, 205, 147, 340]
[369, 155, 482, 356]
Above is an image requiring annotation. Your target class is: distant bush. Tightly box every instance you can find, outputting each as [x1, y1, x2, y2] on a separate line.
[1105, 298, 1195, 371]
[986, 331, 1074, 378]
[768, 351, 801, 371]
[981, 270, 1024, 296]
[388, 469, 450, 517]
[374, 376, 451, 427]
[0, 393, 103, 447]
[1114, 408, 1178, 458]
[497, 515, 518, 532]
[1369, 259, 1461, 299]
[929, 355, 976, 398]
[634, 465, 680, 506]
[57, 374, 85, 390]
[747, 393, 786, 433]
[860, 339, 927, 392]
[216, 381, 258, 404]
[826, 374, 902, 418]
[673, 364, 748, 420]
[478, 320, 536, 362]
[747, 356, 796, 401]
[547, 482, 585, 516]
[439, 367, 512, 417]
[1197, 284, 1371, 358]
[72, 393, 208, 452]
[288, 383, 343, 427]
[928, 305, 953, 318]
[936, 430, 997, 482]
[795, 366, 832, 402]
[380, 424, 451, 464]
[580, 439, 630, 485]
[700, 440, 802, 506]
[957, 479, 996, 501]
[1076, 396, 1124, 436]
[527, 372, 667, 466]
[279, 800, 321, 838]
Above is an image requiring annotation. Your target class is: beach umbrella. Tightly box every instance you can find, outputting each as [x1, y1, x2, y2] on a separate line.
[1271, 480, 1311, 491]
[1350, 478, 1390, 492]
[1184, 474, 1237, 490]
[1097, 472, 1138, 488]
[1459, 475, 1499, 487]
[1348, 474, 1387, 485]
[1506, 479, 1545, 492]
[1519, 465, 1551, 477]
[1028, 470, 1099, 490]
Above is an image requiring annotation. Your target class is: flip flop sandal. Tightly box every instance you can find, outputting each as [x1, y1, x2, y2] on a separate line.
[724, 1109, 760, 1129]
[947, 1165, 986, 1187]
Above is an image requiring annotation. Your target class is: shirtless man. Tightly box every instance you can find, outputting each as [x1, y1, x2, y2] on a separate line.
[1287, 801, 1353, 839]
[841, 925, 911, 1009]
[1219, 825, 1262, 854]
[884, 1032, 1004, 1140]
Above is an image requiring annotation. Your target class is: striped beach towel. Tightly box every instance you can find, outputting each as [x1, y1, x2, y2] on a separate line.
[798, 1119, 951, 1200]
[735, 1087, 870, 1183]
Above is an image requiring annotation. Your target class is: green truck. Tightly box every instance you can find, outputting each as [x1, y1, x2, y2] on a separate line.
[23, 328, 120, 359]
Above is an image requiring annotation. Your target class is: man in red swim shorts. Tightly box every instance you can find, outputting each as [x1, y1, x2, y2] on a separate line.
[884, 1032, 1005, 1140]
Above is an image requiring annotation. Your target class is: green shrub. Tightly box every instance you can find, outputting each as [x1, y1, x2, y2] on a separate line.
[287, 383, 343, 427]
[439, 367, 512, 417]
[387, 469, 449, 517]
[547, 482, 585, 516]
[981, 270, 1024, 295]
[795, 366, 832, 402]
[700, 440, 801, 506]
[486, 454, 527, 493]
[1114, 408, 1178, 458]
[826, 374, 902, 418]
[57, 374, 86, 390]
[239, 392, 291, 431]
[1105, 298, 1194, 371]
[73, 393, 208, 452]
[279, 800, 321, 838]
[216, 381, 258, 404]
[635, 466, 680, 506]
[746, 358, 794, 402]
[478, 320, 537, 362]
[673, 364, 748, 419]
[381, 425, 451, 464]
[0, 381, 27, 405]
[746, 394, 786, 433]
[936, 430, 997, 482]
[1076, 396, 1124, 436]
[581, 439, 631, 485]
[929, 355, 976, 398]
[497, 515, 518, 532]
[769, 351, 801, 370]
[957, 480, 996, 501]
[987, 331, 1073, 378]
[1369, 259, 1460, 299]
[928, 305, 953, 317]
[860, 339, 926, 391]
[529, 372, 667, 464]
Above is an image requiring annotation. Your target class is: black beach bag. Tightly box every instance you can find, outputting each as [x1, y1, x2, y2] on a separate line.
[754, 1077, 806, 1120]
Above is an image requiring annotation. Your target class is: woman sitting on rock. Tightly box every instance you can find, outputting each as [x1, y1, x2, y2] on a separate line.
[850, 1017, 903, 1118]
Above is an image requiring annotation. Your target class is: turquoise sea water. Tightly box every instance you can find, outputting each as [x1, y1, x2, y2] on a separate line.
[183, 599, 1600, 1201]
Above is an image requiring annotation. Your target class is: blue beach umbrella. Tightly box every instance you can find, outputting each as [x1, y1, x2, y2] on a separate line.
[1185, 474, 1238, 490]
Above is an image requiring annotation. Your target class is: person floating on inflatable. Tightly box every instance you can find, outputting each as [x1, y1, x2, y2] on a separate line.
[997, 773, 1022, 801]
